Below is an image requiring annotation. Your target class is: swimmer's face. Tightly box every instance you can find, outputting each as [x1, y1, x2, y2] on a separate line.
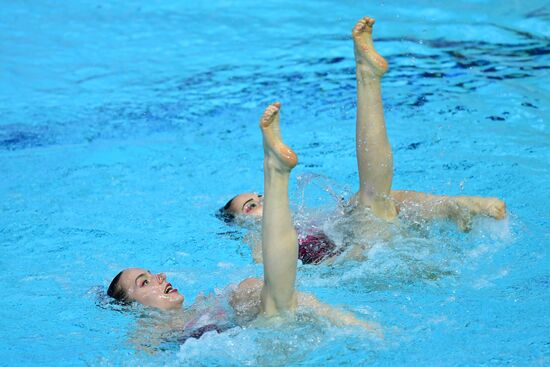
[229, 192, 264, 217]
[118, 268, 184, 310]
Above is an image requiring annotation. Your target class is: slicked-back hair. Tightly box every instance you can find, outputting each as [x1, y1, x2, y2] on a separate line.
[107, 270, 130, 303]
[216, 197, 236, 224]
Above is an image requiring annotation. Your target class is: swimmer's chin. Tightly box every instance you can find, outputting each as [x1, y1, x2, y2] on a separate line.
[235, 213, 262, 227]
[159, 293, 185, 309]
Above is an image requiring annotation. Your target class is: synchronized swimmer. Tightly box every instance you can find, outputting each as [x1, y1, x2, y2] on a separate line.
[107, 86, 381, 341]
[107, 16, 506, 342]
[219, 17, 506, 265]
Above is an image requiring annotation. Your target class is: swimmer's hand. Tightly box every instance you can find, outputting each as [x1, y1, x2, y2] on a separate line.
[338, 313, 384, 338]
[298, 293, 383, 338]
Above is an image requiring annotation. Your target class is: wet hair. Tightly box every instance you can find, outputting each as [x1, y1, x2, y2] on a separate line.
[216, 197, 236, 224]
[107, 270, 130, 303]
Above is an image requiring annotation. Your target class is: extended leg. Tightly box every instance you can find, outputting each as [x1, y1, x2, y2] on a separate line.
[259, 102, 299, 316]
[392, 190, 507, 231]
[352, 17, 397, 220]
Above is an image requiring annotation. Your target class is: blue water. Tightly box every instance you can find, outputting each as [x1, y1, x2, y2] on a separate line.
[1, 0, 548, 365]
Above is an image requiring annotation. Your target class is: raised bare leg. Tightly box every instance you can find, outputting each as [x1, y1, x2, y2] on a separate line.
[352, 16, 397, 220]
[259, 102, 299, 316]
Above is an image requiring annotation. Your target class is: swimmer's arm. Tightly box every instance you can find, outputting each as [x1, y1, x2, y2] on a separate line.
[299, 293, 383, 338]
[128, 316, 181, 354]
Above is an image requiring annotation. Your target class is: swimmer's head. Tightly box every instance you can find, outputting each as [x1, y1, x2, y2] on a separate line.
[217, 192, 263, 223]
[107, 268, 184, 310]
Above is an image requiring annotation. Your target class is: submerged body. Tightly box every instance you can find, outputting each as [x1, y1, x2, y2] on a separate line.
[108, 93, 382, 343]
[221, 17, 506, 264]
[127, 276, 379, 349]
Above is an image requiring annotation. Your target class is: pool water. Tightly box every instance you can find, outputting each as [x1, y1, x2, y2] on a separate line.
[1, 0, 548, 365]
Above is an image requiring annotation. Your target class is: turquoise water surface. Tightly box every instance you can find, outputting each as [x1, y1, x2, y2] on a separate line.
[1, 1, 548, 366]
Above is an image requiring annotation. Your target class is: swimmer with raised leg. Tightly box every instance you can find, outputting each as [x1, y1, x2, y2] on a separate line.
[350, 16, 506, 229]
[350, 16, 397, 221]
[220, 17, 506, 250]
[107, 103, 381, 341]
[259, 101, 299, 314]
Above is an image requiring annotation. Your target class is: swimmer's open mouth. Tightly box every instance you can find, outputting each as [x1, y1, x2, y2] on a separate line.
[164, 283, 177, 294]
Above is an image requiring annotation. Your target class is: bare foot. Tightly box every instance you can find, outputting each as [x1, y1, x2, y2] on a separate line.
[352, 16, 388, 79]
[259, 102, 298, 171]
[456, 197, 507, 220]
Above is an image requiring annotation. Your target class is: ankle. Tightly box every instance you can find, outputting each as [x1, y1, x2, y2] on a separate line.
[356, 68, 382, 84]
[264, 156, 292, 173]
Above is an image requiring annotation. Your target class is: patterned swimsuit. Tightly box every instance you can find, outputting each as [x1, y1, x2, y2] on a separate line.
[178, 289, 237, 343]
[298, 230, 343, 264]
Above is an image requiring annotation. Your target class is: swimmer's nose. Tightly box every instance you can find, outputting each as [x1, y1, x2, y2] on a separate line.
[157, 273, 166, 283]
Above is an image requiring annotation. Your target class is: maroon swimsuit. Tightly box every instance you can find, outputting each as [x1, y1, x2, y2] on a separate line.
[298, 231, 342, 264]
[178, 291, 236, 343]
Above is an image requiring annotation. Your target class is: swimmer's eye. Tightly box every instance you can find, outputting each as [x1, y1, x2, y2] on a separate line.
[244, 202, 258, 213]
[141, 279, 149, 287]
